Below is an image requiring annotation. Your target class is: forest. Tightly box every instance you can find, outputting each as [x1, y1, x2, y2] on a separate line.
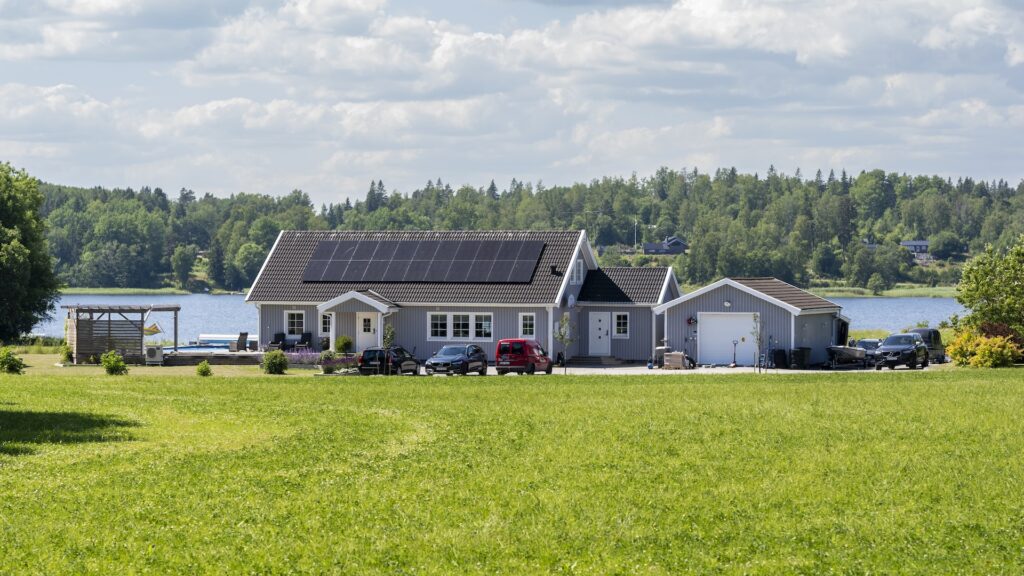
[38, 166, 1024, 291]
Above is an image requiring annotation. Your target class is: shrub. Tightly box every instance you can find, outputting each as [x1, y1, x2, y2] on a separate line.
[970, 336, 1020, 368]
[335, 335, 353, 354]
[262, 349, 288, 375]
[59, 344, 73, 364]
[319, 350, 337, 374]
[0, 347, 26, 374]
[382, 323, 395, 348]
[948, 328, 1022, 368]
[196, 360, 213, 377]
[101, 350, 128, 376]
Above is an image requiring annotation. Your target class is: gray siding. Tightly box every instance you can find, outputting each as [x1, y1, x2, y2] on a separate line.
[663, 285, 792, 361]
[795, 313, 839, 365]
[576, 305, 654, 362]
[386, 306, 552, 362]
[258, 304, 320, 346]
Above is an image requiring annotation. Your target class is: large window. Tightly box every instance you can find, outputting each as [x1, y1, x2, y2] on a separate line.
[427, 312, 494, 341]
[285, 311, 305, 336]
[430, 314, 447, 339]
[614, 312, 629, 338]
[519, 313, 535, 338]
[321, 313, 332, 336]
[452, 314, 470, 338]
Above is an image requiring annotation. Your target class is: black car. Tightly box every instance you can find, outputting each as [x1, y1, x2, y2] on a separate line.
[909, 328, 946, 364]
[874, 333, 929, 370]
[425, 344, 488, 376]
[358, 346, 421, 375]
[856, 338, 882, 364]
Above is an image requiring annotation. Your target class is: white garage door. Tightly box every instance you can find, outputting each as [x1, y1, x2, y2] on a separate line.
[698, 313, 758, 366]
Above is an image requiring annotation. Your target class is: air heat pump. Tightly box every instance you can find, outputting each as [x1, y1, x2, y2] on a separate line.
[145, 346, 163, 365]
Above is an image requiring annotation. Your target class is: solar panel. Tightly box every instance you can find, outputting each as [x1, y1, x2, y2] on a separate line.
[303, 238, 546, 283]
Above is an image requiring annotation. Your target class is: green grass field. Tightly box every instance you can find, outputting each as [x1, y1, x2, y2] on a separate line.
[3, 357, 1023, 573]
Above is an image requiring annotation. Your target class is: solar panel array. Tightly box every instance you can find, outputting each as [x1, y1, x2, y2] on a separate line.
[302, 239, 545, 283]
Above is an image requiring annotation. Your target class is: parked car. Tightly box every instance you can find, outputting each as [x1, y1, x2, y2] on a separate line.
[909, 328, 946, 363]
[495, 338, 553, 375]
[357, 346, 421, 375]
[856, 338, 882, 364]
[874, 333, 929, 370]
[425, 344, 488, 376]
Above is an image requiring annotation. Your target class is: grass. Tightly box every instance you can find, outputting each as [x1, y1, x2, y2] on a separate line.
[3, 357, 1024, 573]
[61, 287, 190, 295]
[811, 283, 958, 298]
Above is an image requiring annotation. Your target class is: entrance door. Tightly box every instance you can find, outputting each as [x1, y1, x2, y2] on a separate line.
[355, 312, 378, 351]
[589, 311, 611, 356]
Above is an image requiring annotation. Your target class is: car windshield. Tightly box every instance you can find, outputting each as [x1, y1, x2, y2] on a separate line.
[857, 340, 879, 350]
[438, 346, 467, 356]
[883, 335, 915, 346]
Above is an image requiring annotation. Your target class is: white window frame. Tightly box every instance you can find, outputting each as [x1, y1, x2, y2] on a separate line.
[284, 310, 305, 337]
[320, 312, 334, 336]
[613, 312, 630, 339]
[426, 312, 495, 341]
[519, 312, 536, 338]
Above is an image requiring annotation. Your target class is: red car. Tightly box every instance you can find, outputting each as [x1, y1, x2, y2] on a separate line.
[495, 338, 553, 375]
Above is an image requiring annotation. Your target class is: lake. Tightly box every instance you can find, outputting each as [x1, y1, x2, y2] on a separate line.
[33, 294, 968, 341]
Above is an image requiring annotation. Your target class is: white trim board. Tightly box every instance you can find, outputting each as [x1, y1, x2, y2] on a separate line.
[317, 290, 391, 314]
[653, 278, 840, 316]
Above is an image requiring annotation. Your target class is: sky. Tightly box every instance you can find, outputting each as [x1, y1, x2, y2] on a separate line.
[1, 0, 1023, 205]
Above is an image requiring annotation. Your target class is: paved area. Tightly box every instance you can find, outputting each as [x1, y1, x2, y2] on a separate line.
[424, 363, 942, 377]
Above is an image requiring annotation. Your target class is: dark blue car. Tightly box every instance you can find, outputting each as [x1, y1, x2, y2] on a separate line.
[425, 344, 488, 376]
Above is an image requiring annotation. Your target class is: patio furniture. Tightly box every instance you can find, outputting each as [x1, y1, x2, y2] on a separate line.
[229, 332, 249, 352]
[267, 332, 287, 351]
[293, 332, 313, 352]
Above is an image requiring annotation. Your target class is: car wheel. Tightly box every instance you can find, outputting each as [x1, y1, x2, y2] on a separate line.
[479, 364, 487, 376]
[525, 363, 535, 375]
[460, 363, 469, 376]
[875, 364, 881, 371]
[496, 369, 507, 376]
[907, 359, 916, 370]
[922, 356, 929, 368]
[545, 363, 553, 374]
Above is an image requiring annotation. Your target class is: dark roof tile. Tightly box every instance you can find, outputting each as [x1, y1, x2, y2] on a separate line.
[729, 277, 839, 311]
[578, 267, 671, 304]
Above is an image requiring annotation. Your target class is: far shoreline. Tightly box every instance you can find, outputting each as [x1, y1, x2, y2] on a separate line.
[60, 287, 247, 296]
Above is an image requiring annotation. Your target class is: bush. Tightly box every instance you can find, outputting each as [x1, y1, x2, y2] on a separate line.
[59, 344, 73, 364]
[0, 347, 26, 374]
[319, 350, 337, 374]
[948, 328, 1022, 368]
[196, 360, 213, 377]
[101, 350, 128, 376]
[335, 335, 353, 354]
[262, 349, 288, 375]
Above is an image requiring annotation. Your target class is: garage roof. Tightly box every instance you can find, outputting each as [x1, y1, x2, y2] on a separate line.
[653, 277, 840, 315]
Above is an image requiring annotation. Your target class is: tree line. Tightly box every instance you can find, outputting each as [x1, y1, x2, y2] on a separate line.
[39, 166, 1024, 291]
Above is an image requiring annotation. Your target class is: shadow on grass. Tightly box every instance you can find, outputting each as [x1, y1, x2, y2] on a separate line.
[0, 410, 139, 457]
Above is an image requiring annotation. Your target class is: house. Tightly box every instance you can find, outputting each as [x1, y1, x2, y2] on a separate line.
[653, 277, 847, 367]
[246, 230, 678, 363]
[642, 236, 688, 255]
[900, 240, 929, 254]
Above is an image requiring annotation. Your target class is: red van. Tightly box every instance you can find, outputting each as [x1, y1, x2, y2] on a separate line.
[495, 338, 553, 375]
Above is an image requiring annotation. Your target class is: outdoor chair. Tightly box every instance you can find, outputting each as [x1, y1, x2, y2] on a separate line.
[229, 332, 249, 352]
[267, 332, 287, 351]
[294, 332, 313, 352]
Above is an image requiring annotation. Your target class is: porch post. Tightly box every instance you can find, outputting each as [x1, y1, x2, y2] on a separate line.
[376, 312, 383, 347]
[329, 310, 336, 353]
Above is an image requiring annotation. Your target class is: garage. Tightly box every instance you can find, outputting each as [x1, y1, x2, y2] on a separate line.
[698, 312, 758, 366]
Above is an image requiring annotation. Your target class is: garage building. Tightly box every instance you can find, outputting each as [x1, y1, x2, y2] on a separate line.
[653, 277, 847, 367]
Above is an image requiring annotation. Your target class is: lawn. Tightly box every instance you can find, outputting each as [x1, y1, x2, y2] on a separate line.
[2, 359, 1023, 574]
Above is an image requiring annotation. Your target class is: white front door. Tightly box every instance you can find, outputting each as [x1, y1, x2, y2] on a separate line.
[355, 312, 377, 351]
[589, 311, 611, 356]
[698, 312, 758, 366]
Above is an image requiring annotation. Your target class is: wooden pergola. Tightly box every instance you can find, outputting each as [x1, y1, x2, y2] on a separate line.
[62, 304, 180, 364]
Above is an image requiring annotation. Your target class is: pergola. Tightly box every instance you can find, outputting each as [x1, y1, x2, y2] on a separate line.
[62, 304, 180, 364]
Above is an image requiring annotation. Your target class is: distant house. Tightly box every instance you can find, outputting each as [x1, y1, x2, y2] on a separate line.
[643, 236, 688, 255]
[246, 230, 679, 363]
[900, 240, 929, 254]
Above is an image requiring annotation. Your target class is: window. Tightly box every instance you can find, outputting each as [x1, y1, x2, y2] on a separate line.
[428, 312, 495, 340]
[362, 317, 372, 333]
[321, 313, 332, 335]
[285, 311, 305, 336]
[614, 312, 629, 338]
[475, 314, 492, 339]
[452, 314, 470, 338]
[519, 313, 535, 338]
[430, 314, 448, 338]
[572, 259, 585, 285]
